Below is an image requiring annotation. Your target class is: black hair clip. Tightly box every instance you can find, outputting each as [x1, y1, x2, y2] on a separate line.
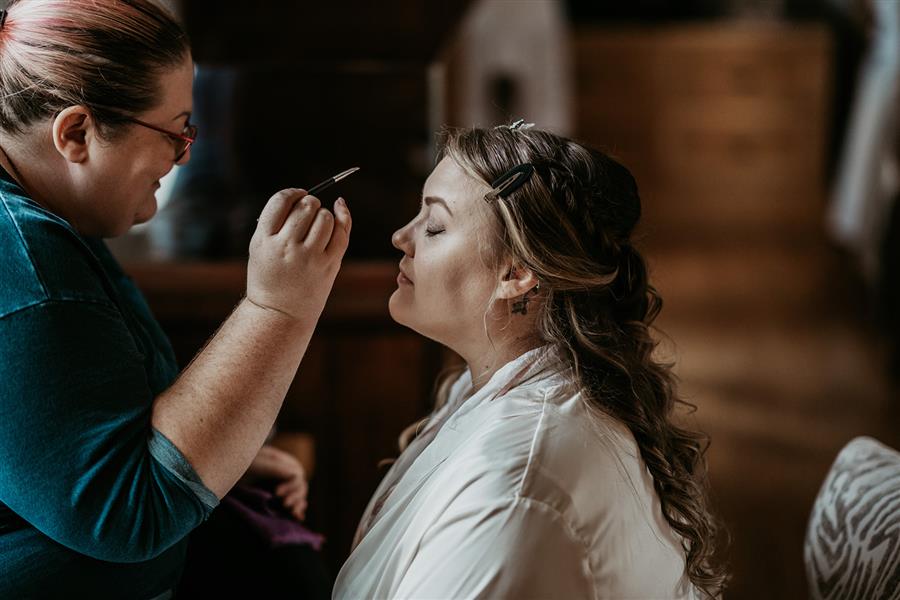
[0, 10, 8, 31]
[494, 119, 535, 131]
[484, 163, 535, 203]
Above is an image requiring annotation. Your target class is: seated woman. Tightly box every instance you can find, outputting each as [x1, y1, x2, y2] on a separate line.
[334, 124, 726, 599]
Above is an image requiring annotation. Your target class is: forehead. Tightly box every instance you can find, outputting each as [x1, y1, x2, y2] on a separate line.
[148, 55, 194, 116]
[423, 156, 492, 211]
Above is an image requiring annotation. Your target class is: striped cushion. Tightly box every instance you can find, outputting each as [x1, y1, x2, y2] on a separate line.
[805, 436, 900, 600]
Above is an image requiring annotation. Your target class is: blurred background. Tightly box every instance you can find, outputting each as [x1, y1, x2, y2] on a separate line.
[107, 0, 899, 597]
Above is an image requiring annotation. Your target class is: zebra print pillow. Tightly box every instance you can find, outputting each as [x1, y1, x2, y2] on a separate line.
[805, 436, 900, 600]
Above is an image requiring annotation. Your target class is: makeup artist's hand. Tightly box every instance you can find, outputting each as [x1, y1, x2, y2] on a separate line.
[246, 189, 352, 322]
[242, 444, 309, 521]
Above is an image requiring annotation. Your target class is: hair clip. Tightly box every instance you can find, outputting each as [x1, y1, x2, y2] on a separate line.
[0, 10, 8, 31]
[484, 163, 535, 203]
[495, 118, 535, 132]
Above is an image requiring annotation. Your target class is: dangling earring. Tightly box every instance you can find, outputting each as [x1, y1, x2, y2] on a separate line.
[511, 284, 539, 315]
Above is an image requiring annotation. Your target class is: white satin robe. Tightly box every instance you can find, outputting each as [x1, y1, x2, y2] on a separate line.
[333, 347, 699, 599]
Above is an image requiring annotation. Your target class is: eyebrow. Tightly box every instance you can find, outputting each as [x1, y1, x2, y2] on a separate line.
[423, 196, 453, 216]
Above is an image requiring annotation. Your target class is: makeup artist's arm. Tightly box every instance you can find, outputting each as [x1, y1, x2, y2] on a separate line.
[151, 189, 351, 499]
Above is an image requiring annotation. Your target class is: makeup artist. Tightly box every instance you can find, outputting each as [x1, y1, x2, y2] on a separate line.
[0, 1, 350, 598]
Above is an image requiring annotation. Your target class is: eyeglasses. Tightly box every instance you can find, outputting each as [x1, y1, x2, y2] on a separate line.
[127, 117, 198, 161]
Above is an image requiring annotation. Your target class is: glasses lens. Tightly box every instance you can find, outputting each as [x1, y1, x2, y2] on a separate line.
[175, 124, 197, 161]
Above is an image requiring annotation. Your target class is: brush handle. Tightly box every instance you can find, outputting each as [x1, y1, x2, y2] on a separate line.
[306, 178, 335, 197]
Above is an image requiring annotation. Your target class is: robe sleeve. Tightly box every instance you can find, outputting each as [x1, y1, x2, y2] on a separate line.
[393, 496, 595, 599]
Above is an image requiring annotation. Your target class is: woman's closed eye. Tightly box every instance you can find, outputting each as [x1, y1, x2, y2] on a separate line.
[425, 224, 445, 237]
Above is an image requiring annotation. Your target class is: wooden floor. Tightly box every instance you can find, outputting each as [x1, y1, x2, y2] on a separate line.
[645, 236, 899, 599]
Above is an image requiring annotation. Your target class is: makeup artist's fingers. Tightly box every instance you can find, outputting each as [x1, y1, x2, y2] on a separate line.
[303, 208, 335, 250]
[325, 197, 352, 257]
[283, 495, 307, 521]
[276, 476, 308, 500]
[295, 504, 307, 522]
[246, 188, 347, 323]
[277, 477, 308, 520]
[279, 483, 307, 505]
[279, 194, 321, 241]
[251, 445, 304, 481]
[280, 490, 307, 516]
[255, 188, 307, 236]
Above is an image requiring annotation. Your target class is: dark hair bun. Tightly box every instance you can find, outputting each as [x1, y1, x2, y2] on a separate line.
[588, 149, 641, 241]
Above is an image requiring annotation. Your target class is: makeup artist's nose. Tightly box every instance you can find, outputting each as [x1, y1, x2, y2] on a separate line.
[392, 223, 414, 257]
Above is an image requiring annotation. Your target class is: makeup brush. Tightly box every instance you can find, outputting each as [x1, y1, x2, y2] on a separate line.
[306, 167, 360, 197]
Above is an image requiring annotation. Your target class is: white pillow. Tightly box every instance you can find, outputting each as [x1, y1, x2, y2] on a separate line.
[805, 436, 900, 600]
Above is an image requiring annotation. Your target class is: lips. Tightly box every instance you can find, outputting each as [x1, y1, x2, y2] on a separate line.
[398, 264, 414, 285]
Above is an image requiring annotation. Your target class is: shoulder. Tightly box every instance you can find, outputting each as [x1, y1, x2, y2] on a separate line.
[0, 186, 113, 319]
[449, 374, 678, 533]
[455, 374, 637, 488]
[434, 377, 596, 508]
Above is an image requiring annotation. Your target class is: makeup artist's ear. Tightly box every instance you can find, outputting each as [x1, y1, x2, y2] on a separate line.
[496, 263, 539, 300]
[51, 105, 93, 163]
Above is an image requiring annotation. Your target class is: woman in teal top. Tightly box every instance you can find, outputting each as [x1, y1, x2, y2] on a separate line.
[0, 1, 351, 597]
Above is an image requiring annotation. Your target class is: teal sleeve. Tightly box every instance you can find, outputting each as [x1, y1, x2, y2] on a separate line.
[0, 299, 218, 564]
[147, 428, 219, 510]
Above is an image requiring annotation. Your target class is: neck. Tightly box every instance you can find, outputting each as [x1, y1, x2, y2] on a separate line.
[458, 331, 544, 394]
[0, 143, 26, 187]
[0, 130, 72, 224]
[442, 299, 546, 393]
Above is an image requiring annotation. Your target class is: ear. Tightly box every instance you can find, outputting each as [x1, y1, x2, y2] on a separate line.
[496, 263, 540, 300]
[51, 106, 93, 163]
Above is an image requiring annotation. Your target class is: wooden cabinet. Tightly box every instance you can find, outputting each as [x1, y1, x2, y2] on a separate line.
[575, 24, 831, 242]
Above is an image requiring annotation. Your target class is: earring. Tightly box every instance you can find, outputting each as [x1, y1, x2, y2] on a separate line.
[512, 286, 537, 316]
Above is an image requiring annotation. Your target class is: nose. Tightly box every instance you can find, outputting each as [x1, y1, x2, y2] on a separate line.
[392, 221, 414, 257]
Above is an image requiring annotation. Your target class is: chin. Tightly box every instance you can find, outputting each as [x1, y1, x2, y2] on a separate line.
[132, 212, 155, 227]
[388, 291, 407, 325]
[133, 199, 159, 226]
[389, 292, 425, 334]
[389, 292, 446, 345]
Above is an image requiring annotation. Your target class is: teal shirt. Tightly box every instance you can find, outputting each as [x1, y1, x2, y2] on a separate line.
[0, 167, 218, 598]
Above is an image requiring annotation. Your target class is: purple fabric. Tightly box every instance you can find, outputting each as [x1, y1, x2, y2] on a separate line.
[221, 484, 325, 551]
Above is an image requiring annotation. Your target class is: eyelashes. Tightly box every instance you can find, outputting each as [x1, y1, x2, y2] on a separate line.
[425, 226, 445, 237]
